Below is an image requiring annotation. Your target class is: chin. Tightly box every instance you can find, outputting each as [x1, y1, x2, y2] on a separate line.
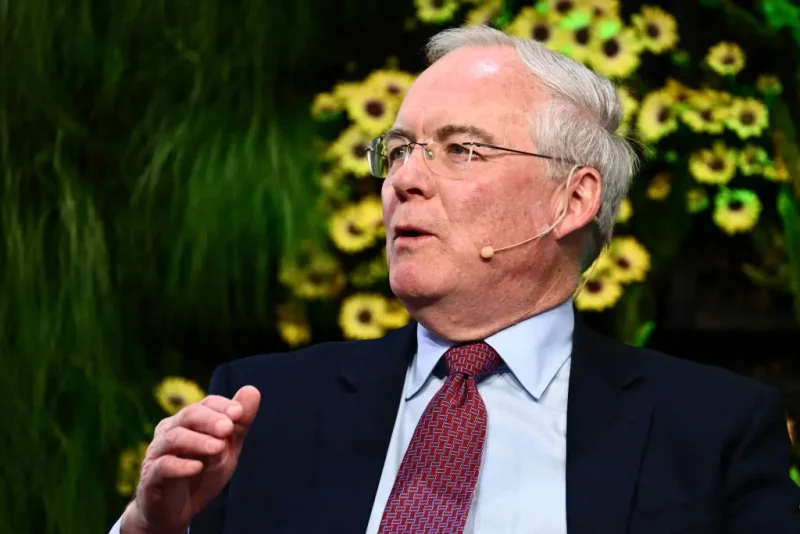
[388, 258, 449, 303]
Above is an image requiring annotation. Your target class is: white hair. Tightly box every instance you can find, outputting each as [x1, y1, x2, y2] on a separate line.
[425, 25, 640, 268]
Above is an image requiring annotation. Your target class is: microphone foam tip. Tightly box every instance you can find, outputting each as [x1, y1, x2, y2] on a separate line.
[480, 246, 494, 260]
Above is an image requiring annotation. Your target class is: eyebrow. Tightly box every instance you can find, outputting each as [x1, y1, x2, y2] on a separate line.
[383, 123, 497, 144]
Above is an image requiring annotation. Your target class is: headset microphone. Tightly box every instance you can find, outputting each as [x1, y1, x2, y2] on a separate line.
[480, 164, 579, 260]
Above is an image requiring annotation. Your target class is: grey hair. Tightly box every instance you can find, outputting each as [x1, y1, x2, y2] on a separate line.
[425, 25, 640, 269]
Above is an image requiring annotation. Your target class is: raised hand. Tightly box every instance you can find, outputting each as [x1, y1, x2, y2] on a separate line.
[121, 386, 261, 534]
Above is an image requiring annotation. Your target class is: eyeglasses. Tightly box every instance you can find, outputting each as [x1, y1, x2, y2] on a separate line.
[365, 135, 567, 179]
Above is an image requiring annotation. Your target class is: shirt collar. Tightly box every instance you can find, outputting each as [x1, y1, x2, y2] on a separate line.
[407, 300, 575, 401]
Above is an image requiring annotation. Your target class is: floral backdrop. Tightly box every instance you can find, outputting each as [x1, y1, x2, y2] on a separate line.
[114, 0, 800, 497]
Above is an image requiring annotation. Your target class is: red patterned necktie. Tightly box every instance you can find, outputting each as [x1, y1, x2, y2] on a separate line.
[378, 341, 502, 534]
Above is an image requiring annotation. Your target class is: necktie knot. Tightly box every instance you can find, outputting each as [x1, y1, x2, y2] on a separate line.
[444, 341, 502, 380]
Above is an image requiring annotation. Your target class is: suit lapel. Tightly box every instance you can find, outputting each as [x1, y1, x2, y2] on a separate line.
[566, 316, 653, 534]
[312, 323, 417, 534]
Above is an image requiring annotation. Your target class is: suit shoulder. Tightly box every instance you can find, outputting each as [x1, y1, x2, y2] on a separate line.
[598, 332, 776, 403]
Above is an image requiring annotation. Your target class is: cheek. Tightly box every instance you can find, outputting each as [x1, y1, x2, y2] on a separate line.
[444, 181, 509, 242]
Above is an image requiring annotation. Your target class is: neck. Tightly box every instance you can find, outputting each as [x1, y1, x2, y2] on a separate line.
[406, 264, 578, 342]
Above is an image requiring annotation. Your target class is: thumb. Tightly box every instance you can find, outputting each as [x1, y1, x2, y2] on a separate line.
[231, 385, 261, 434]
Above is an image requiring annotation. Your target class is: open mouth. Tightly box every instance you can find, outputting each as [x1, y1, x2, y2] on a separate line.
[396, 228, 428, 238]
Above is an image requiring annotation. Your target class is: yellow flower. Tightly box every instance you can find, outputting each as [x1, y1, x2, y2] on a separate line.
[706, 42, 745, 76]
[575, 270, 623, 311]
[506, 8, 565, 51]
[584, 0, 620, 18]
[738, 145, 769, 176]
[345, 87, 398, 136]
[378, 298, 412, 329]
[357, 195, 385, 237]
[280, 247, 346, 300]
[332, 81, 362, 101]
[614, 86, 638, 136]
[606, 236, 651, 283]
[550, 0, 584, 17]
[329, 204, 377, 254]
[726, 98, 769, 140]
[588, 27, 642, 79]
[756, 74, 782, 96]
[319, 169, 345, 199]
[365, 69, 417, 101]
[465, 0, 503, 26]
[646, 171, 671, 200]
[681, 91, 728, 134]
[631, 5, 678, 54]
[339, 294, 387, 339]
[155, 377, 205, 415]
[764, 157, 790, 182]
[310, 92, 341, 119]
[615, 196, 633, 223]
[662, 78, 693, 106]
[116, 442, 148, 496]
[327, 125, 372, 178]
[636, 90, 678, 142]
[617, 86, 639, 123]
[712, 188, 762, 235]
[414, 0, 460, 23]
[277, 302, 311, 348]
[560, 23, 595, 63]
[689, 142, 737, 185]
[686, 187, 710, 213]
[350, 253, 389, 288]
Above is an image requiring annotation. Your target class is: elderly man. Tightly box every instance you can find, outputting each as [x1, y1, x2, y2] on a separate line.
[112, 25, 800, 534]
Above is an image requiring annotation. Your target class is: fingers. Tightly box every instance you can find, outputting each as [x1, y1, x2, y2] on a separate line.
[231, 386, 261, 432]
[147, 455, 204, 483]
[148, 426, 227, 459]
[176, 403, 236, 438]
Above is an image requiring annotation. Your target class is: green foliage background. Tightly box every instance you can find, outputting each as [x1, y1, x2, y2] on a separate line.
[1, 0, 799, 532]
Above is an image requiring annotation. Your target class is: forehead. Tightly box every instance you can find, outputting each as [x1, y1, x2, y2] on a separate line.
[395, 45, 546, 138]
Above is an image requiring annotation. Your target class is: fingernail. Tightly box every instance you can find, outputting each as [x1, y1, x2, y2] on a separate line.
[227, 404, 242, 418]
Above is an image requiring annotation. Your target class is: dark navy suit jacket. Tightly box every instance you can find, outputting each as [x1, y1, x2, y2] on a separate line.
[190, 317, 800, 533]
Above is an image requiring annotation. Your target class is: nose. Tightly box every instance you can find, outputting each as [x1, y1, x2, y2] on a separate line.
[388, 147, 435, 202]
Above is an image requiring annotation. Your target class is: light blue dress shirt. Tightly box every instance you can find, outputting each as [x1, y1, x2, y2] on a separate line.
[365, 300, 574, 534]
[111, 301, 574, 534]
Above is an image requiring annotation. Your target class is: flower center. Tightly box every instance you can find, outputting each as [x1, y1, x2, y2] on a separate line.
[307, 271, 325, 285]
[657, 107, 671, 123]
[357, 309, 373, 324]
[603, 38, 621, 58]
[167, 394, 185, 407]
[646, 23, 660, 39]
[387, 83, 402, 95]
[700, 109, 713, 122]
[616, 257, 631, 269]
[586, 280, 603, 293]
[365, 100, 385, 118]
[708, 158, 725, 171]
[555, 0, 573, 13]
[728, 200, 744, 211]
[352, 143, 367, 158]
[575, 28, 590, 45]
[722, 54, 735, 65]
[740, 110, 755, 125]
[347, 222, 364, 236]
[532, 24, 551, 42]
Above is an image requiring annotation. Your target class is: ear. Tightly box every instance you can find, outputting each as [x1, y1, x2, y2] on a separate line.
[551, 166, 602, 240]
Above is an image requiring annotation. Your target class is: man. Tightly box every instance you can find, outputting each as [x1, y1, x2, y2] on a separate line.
[111, 25, 800, 534]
